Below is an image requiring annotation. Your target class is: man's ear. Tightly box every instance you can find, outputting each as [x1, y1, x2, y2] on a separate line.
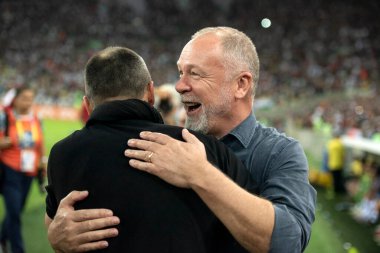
[83, 96, 93, 114]
[146, 81, 155, 106]
[234, 72, 253, 99]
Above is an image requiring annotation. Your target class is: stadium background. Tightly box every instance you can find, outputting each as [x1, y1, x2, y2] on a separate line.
[1, 0, 380, 252]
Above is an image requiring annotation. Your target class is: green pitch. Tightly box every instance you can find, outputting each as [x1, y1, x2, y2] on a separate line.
[0, 119, 359, 252]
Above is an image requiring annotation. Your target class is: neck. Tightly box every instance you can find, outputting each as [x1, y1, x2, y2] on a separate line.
[97, 95, 147, 106]
[102, 96, 135, 103]
[213, 109, 252, 139]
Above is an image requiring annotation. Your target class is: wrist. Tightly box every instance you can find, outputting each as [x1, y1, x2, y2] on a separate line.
[188, 162, 217, 190]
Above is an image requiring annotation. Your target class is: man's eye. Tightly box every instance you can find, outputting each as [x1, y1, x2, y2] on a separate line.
[178, 71, 183, 77]
[191, 71, 199, 76]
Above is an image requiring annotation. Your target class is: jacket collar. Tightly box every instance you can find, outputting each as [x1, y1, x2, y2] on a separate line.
[86, 99, 164, 126]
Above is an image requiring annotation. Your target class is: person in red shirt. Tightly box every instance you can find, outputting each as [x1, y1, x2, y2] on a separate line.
[0, 86, 45, 253]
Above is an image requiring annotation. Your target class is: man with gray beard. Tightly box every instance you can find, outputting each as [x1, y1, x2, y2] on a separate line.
[47, 27, 316, 253]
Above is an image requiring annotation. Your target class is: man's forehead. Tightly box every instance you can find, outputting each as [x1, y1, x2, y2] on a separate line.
[176, 62, 200, 70]
[177, 37, 222, 68]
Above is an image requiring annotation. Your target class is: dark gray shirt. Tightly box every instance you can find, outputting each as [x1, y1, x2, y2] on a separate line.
[221, 114, 316, 253]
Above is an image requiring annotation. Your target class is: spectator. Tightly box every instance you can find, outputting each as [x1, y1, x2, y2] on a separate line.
[0, 86, 45, 253]
[326, 130, 346, 194]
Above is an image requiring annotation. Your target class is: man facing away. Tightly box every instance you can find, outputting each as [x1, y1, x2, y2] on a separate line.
[44, 46, 257, 252]
[47, 27, 317, 253]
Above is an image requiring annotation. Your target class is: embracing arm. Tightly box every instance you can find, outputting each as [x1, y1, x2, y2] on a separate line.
[190, 162, 274, 252]
[125, 129, 274, 252]
[45, 191, 120, 253]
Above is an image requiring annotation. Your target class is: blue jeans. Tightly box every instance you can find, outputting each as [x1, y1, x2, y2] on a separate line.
[0, 162, 33, 253]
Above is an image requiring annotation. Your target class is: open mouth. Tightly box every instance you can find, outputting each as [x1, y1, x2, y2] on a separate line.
[184, 102, 201, 113]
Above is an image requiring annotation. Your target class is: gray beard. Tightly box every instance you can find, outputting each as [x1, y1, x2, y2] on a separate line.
[185, 111, 209, 135]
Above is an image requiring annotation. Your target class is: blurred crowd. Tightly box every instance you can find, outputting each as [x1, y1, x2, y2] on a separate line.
[347, 155, 380, 224]
[307, 94, 380, 141]
[0, 0, 379, 137]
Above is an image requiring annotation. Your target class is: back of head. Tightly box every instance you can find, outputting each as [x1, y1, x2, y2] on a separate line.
[192, 27, 260, 97]
[85, 46, 151, 106]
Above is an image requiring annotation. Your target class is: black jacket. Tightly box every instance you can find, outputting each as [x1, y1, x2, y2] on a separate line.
[46, 99, 256, 252]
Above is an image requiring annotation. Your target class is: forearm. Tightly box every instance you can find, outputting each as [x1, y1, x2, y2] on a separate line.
[190, 163, 274, 253]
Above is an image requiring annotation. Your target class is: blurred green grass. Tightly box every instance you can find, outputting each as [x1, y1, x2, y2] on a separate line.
[2, 119, 377, 252]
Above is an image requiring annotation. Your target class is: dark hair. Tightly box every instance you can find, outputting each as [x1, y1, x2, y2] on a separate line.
[14, 85, 34, 98]
[84, 46, 151, 105]
[10, 85, 34, 107]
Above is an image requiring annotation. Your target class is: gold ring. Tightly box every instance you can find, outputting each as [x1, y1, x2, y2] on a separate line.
[147, 152, 154, 163]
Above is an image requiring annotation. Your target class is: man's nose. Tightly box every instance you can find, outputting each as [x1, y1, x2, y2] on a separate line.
[175, 77, 191, 94]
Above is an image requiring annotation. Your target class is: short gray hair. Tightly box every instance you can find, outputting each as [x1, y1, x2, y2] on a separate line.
[192, 27, 260, 96]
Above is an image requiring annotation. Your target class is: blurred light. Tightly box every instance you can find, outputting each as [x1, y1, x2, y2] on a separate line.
[343, 242, 352, 250]
[261, 18, 271, 28]
[355, 105, 364, 115]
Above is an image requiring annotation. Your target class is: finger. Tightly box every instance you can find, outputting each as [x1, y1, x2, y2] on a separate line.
[72, 209, 117, 222]
[182, 129, 200, 144]
[129, 159, 158, 175]
[77, 228, 119, 245]
[75, 240, 110, 252]
[124, 149, 153, 162]
[75, 216, 119, 234]
[59, 191, 89, 209]
[140, 131, 174, 145]
[127, 139, 161, 151]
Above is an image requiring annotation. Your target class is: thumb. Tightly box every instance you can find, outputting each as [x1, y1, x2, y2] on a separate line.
[59, 190, 89, 209]
[182, 129, 200, 144]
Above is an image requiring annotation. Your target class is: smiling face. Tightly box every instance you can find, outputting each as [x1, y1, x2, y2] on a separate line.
[176, 34, 237, 137]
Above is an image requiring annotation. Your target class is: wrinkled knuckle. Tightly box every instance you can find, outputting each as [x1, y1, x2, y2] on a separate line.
[62, 224, 70, 234]
[87, 220, 94, 230]
[58, 198, 66, 207]
[146, 142, 153, 150]
[66, 211, 74, 220]
[84, 232, 93, 242]
[57, 210, 69, 220]
[81, 211, 90, 220]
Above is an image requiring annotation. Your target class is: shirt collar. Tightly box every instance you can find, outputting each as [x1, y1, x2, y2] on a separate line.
[221, 113, 257, 148]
